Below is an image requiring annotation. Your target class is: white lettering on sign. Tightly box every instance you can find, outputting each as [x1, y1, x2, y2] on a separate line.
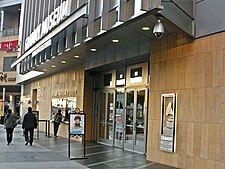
[25, 0, 71, 51]
[32, 39, 52, 57]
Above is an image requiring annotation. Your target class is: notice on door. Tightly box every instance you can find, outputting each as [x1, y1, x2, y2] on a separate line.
[160, 93, 177, 153]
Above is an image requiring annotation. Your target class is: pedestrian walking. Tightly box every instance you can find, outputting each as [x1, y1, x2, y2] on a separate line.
[22, 107, 38, 146]
[53, 109, 63, 137]
[4, 109, 16, 145]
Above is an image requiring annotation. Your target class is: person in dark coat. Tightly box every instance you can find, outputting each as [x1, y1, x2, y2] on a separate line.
[22, 107, 38, 146]
[53, 109, 63, 137]
[4, 109, 16, 145]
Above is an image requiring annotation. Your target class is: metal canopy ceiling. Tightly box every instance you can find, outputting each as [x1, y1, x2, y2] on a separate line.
[26, 12, 182, 83]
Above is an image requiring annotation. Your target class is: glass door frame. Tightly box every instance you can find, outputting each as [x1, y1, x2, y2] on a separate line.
[124, 87, 148, 154]
[97, 89, 116, 146]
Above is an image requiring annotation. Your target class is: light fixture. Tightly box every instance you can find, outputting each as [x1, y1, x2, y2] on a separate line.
[153, 17, 165, 38]
[58, 52, 62, 55]
[142, 27, 150, 31]
[112, 39, 119, 43]
[65, 48, 71, 52]
[52, 65, 56, 68]
[43, 69, 47, 71]
[52, 56, 55, 59]
[73, 43, 81, 47]
[74, 55, 79, 58]
[91, 48, 96, 52]
[61, 60, 66, 64]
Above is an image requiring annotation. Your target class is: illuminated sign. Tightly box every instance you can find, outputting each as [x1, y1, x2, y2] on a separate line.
[160, 93, 177, 153]
[0, 40, 18, 52]
[25, 0, 71, 51]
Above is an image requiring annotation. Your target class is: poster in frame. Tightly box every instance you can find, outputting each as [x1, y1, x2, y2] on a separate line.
[69, 113, 85, 135]
[160, 93, 177, 153]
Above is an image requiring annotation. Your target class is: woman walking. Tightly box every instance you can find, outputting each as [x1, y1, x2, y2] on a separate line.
[4, 109, 16, 145]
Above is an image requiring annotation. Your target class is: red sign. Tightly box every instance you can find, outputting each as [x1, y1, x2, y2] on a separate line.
[0, 40, 18, 52]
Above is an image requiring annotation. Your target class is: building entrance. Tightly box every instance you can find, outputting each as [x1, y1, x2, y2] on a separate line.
[96, 88, 147, 154]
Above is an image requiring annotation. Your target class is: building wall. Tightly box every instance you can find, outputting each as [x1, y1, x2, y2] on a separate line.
[21, 65, 86, 138]
[196, 0, 225, 37]
[147, 32, 225, 169]
[0, 35, 18, 86]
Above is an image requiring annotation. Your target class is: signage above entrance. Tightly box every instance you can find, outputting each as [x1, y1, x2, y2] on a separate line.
[25, 0, 71, 51]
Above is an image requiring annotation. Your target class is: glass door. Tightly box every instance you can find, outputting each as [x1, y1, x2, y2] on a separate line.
[97, 91, 115, 145]
[124, 89, 147, 153]
[114, 89, 125, 148]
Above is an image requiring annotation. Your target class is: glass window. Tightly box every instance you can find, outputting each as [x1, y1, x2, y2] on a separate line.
[104, 73, 112, 86]
[116, 68, 125, 86]
[51, 97, 77, 122]
[127, 0, 135, 18]
[94, 17, 101, 35]
[3, 56, 16, 71]
[130, 67, 142, 83]
[108, 7, 118, 28]
[109, 0, 119, 10]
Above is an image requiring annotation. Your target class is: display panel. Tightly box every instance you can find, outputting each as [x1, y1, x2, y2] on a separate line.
[70, 113, 85, 135]
[160, 93, 177, 153]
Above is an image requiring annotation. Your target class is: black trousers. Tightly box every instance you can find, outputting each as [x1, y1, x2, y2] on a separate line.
[6, 128, 14, 144]
[54, 122, 60, 136]
[24, 128, 34, 144]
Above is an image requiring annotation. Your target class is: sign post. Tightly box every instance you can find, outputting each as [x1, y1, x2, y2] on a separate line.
[68, 110, 87, 159]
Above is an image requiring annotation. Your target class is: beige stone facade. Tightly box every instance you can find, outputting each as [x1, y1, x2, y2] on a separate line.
[21, 65, 88, 139]
[148, 32, 225, 169]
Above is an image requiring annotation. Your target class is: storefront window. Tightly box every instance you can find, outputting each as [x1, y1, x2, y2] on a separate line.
[51, 97, 77, 122]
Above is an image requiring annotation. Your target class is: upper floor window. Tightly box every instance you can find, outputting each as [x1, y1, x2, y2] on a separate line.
[3, 56, 16, 72]
[108, 7, 118, 28]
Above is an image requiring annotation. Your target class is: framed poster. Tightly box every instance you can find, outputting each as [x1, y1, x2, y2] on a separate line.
[69, 113, 85, 135]
[160, 93, 177, 153]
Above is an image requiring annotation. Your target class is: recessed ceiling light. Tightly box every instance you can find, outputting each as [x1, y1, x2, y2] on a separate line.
[61, 60, 66, 64]
[52, 56, 55, 59]
[74, 55, 79, 58]
[91, 48, 96, 52]
[112, 39, 119, 43]
[43, 69, 47, 71]
[52, 65, 56, 68]
[58, 52, 62, 55]
[142, 27, 150, 31]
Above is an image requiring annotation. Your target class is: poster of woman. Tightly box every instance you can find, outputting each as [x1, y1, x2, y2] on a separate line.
[70, 113, 85, 135]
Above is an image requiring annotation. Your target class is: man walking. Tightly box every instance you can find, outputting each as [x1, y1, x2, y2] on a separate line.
[22, 107, 37, 146]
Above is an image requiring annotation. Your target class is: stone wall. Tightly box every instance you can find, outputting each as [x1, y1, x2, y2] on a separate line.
[147, 32, 225, 169]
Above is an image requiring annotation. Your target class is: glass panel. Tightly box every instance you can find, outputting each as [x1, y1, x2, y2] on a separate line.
[104, 73, 112, 86]
[125, 91, 134, 148]
[106, 93, 114, 140]
[127, 0, 135, 18]
[108, 7, 118, 28]
[99, 93, 106, 139]
[115, 90, 124, 147]
[135, 90, 145, 149]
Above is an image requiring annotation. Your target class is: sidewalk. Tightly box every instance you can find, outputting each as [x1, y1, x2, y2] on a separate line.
[0, 124, 178, 169]
[0, 124, 88, 169]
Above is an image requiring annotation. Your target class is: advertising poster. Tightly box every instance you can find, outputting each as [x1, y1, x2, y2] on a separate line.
[160, 93, 177, 153]
[70, 113, 85, 135]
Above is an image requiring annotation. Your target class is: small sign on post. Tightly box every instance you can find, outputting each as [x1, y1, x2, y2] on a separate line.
[68, 108, 87, 159]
